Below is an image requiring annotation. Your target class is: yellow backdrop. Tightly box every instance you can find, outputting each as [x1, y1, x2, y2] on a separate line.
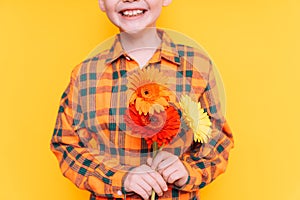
[1, 0, 299, 199]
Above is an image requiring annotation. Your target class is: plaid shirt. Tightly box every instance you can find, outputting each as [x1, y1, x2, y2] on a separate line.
[50, 30, 234, 200]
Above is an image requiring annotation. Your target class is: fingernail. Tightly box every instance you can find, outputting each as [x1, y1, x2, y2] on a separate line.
[163, 187, 168, 191]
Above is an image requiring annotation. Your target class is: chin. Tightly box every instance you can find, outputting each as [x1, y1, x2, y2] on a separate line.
[121, 26, 147, 34]
[120, 24, 157, 34]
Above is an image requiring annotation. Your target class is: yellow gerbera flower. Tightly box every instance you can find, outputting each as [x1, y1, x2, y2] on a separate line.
[127, 67, 173, 115]
[179, 95, 212, 143]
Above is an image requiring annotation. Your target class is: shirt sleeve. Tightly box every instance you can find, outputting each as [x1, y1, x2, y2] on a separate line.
[50, 65, 130, 198]
[177, 62, 234, 192]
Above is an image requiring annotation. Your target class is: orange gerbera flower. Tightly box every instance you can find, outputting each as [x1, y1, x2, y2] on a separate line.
[124, 104, 181, 147]
[127, 67, 174, 115]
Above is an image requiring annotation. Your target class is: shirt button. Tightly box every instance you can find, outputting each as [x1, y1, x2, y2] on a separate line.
[117, 190, 123, 196]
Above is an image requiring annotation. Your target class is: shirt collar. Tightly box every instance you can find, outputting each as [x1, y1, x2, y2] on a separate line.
[105, 29, 181, 65]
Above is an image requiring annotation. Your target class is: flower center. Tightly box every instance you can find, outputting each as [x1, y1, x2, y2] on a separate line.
[138, 83, 160, 100]
[147, 112, 166, 130]
[149, 116, 157, 122]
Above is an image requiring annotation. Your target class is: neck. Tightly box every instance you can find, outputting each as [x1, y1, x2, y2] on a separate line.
[120, 28, 161, 54]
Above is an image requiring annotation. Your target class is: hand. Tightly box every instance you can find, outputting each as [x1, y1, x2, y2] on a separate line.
[147, 151, 188, 187]
[123, 164, 168, 200]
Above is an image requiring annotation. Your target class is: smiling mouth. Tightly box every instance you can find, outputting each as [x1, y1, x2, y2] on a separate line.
[119, 9, 147, 17]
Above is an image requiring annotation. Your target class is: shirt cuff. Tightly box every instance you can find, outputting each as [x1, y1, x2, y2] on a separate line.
[87, 167, 131, 198]
[176, 161, 202, 192]
[111, 169, 128, 197]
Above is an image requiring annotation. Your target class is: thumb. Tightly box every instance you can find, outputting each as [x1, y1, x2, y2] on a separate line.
[147, 157, 153, 166]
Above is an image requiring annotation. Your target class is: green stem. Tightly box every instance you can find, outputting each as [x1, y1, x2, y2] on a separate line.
[150, 142, 164, 200]
[151, 142, 158, 200]
[153, 142, 158, 157]
[151, 189, 156, 200]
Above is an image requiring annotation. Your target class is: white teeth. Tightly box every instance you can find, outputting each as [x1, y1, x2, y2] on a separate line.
[122, 9, 144, 17]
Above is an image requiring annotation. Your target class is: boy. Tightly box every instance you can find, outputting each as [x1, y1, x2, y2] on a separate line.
[50, 0, 234, 199]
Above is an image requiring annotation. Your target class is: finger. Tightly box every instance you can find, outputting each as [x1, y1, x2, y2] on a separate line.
[167, 170, 182, 184]
[143, 173, 164, 196]
[161, 166, 178, 183]
[156, 156, 178, 172]
[148, 170, 168, 192]
[151, 151, 170, 170]
[135, 160, 168, 194]
[137, 178, 153, 196]
[132, 183, 150, 200]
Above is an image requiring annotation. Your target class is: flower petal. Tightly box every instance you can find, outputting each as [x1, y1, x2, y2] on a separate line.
[180, 95, 212, 143]
[125, 105, 180, 148]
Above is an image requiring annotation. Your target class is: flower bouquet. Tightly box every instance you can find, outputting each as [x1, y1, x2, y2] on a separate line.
[124, 67, 212, 199]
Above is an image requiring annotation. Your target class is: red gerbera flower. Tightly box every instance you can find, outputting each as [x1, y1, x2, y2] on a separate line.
[124, 104, 181, 147]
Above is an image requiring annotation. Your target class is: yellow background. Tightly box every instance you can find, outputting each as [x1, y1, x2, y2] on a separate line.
[1, 0, 299, 199]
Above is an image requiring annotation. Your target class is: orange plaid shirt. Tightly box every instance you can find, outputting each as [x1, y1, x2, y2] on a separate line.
[50, 30, 234, 200]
